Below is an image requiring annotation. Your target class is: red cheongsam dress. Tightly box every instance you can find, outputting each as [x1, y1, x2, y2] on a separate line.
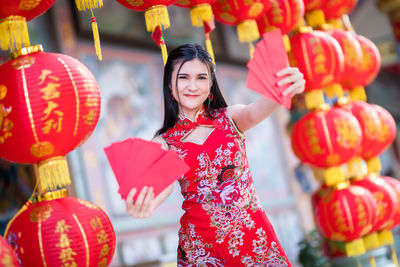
[161, 107, 292, 267]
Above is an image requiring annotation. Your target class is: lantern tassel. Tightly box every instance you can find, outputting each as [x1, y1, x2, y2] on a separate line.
[350, 86, 367, 101]
[369, 255, 377, 267]
[91, 15, 102, 61]
[37, 156, 71, 192]
[190, 4, 213, 27]
[160, 36, 168, 65]
[75, 0, 103, 11]
[205, 33, 215, 64]
[356, 257, 362, 267]
[0, 16, 30, 52]
[237, 19, 260, 43]
[145, 5, 170, 32]
[392, 246, 399, 267]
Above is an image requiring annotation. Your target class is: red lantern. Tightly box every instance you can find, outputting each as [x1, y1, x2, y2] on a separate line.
[289, 28, 344, 109]
[5, 191, 116, 266]
[316, 183, 377, 256]
[0, 45, 100, 190]
[381, 176, 400, 229]
[291, 106, 362, 185]
[303, 0, 323, 12]
[322, 0, 358, 20]
[212, 0, 272, 48]
[372, 104, 396, 153]
[352, 175, 398, 249]
[256, 0, 305, 36]
[324, 29, 362, 98]
[348, 35, 381, 101]
[0, 235, 18, 267]
[0, 0, 56, 51]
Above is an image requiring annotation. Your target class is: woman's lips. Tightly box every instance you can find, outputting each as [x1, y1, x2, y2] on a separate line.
[184, 94, 199, 98]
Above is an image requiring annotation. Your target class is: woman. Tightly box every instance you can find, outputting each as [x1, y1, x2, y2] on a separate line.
[126, 44, 305, 266]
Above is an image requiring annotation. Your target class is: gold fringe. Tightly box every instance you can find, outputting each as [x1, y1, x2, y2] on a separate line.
[0, 16, 30, 52]
[160, 37, 168, 65]
[325, 166, 345, 186]
[346, 157, 366, 179]
[283, 34, 291, 52]
[350, 86, 367, 101]
[91, 16, 102, 61]
[205, 33, 215, 64]
[392, 246, 399, 267]
[366, 157, 381, 174]
[190, 4, 212, 27]
[325, 83, 343, 98]
[369, 255, 377, 267]
[378, 230, 394, 245]
[363, 232, 381, 250]
[237, 19, 260, 43]
[345, 238, 366, 257]
[305, 90, 325, 110]
[37, 156, 71, 192]
[305, 9, 326, 28]
[249, 43, 255, 59]
[33, 189, 68, 203]
[145, 5, 170, 32]
[75, 0, 103, 11]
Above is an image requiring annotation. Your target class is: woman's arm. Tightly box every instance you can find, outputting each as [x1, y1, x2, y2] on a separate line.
[228, 67, 305, 133]
[125, 135, 174, 218]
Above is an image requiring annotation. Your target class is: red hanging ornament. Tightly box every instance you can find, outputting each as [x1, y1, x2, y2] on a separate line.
[316, 182, 377, 257]
[0, 0, 55, 51]
[381, 176, 400, 229]
[291, 105, 361, 186]
[5, 191, 116, 267]
[256, 0, 304, 51]
[0, 45, 101, 191]
[322, 0, 358, 20]
[373, 104, 397, 153]
[289, 28, 344, 109]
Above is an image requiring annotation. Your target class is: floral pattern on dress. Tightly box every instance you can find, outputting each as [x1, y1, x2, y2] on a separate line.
[162, 107, 291, 267]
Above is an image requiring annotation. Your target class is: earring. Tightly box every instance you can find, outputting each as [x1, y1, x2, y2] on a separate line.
[209, 92, 213, 101]
[170, 91, 175, 101]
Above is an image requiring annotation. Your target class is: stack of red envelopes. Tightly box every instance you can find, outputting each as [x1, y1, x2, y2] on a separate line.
[104, 137, 190, 201]
[246, 29, 292, 109]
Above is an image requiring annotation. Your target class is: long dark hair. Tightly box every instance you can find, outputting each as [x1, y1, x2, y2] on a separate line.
[155, 43, 228, 136]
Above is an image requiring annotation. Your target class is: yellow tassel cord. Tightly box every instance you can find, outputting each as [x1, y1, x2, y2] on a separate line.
[369, 255, 377, 267]
[37, 156, 71, 192]
[350, 86, 367, 101]
[249, 43, 255, 59]
[282, 34, 291, 52]
[325, 83, 344, 98]
[0, 16, 30, 52]
[356, 257, 362, 267]
[345, 238, 366, 257]
[190, 4, 213, 27]
[366, 157, 381, 174]
[305, 90, 325, 110]
[392, 246, 399, 267]
[205, 33, 215, 64]
[145, 5, 171, 32]
[75, 0, 103, 11]
[305, 9, 326, 28]
[91, 15, 102, 61]
[237, 19, 260, 43]
[160, 36, 168, 65]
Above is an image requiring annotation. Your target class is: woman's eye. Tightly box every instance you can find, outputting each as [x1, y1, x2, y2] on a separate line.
[199, 76, 207, 80]
[178, 76, 187, 79]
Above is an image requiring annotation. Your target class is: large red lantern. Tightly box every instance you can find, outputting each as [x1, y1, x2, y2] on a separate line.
[0, 45, 101, 190]
[352, 175, 398, 249]
[372, 104, 397, 153]
[5, 191, 116, 266]
[322, 0, 358, 20]
[291, 105, 362, 186]
[289, 28, 344, 109]
[381, 176, 400, 229]
[212, 0, 271, 55]
[349, 35, 381, 101]
[0, 235, 18, 267]
[324, 29, 362, 98]
[256, 0, 304, 36]
[316, 183, 377, 256]
[0, 0, 56, 51]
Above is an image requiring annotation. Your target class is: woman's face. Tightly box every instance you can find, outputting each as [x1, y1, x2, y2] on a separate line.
[170, 58, 211, 119]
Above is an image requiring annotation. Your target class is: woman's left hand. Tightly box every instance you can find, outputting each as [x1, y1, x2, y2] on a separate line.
[276, 67, 305, 97]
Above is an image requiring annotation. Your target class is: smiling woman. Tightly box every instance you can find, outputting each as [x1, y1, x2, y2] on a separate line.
[124, 43, 305, 266]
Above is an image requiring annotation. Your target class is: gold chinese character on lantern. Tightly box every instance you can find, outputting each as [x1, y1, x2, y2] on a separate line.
[334, 117, 359, 149]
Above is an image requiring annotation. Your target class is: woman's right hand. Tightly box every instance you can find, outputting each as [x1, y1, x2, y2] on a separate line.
[125, 186, 155, 219]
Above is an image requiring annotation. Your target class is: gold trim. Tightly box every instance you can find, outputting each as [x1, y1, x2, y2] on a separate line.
[57, 57, 80, 136]
[73, 214, 90, 267]
[21, 65, 40, 143]
[10, 44, 43, 60]
[38, 218, 48, 267]
[319, 112, 334, 154]
[33, 189, 68, 203]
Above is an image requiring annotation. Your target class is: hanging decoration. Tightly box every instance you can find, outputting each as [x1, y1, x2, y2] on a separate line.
[291, 105, 362, 186]
[212, 0, 271, 57]
[0, 45, 101, 191]
[0, 0, 56, 52]
[289, 27, 344, 109]
[73, 0, 104, 60]
[316, 182, 377, 257]
[5, 190, 116, 266]
[115, 0, 177, 64]
[256, 0, 305, 52]
[175, 0, 217, 62]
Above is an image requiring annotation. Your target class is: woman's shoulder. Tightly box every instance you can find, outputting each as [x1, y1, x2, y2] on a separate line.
[151, 135, 169, 150]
